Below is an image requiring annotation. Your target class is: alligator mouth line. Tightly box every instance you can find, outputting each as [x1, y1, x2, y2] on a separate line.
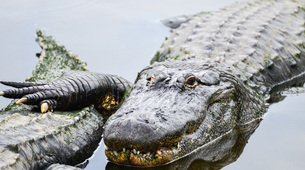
[105, 144, 180, 166]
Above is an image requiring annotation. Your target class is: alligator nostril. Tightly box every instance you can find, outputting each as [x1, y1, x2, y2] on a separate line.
[144, 119, 149, 124]
[125, 110, 133, 115]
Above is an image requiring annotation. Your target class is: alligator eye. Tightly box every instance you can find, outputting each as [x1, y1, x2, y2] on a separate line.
[185, 74, 198, 88]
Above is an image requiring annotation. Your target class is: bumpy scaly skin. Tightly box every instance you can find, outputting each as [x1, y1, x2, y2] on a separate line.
[104, 0, 305, 166]
[0, 30, 131, 169]
[152, 0, 305, 95]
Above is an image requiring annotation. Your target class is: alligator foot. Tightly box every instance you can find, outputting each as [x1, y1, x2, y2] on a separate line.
[0, 71, 132, 113]
[0, 81, 61, 113]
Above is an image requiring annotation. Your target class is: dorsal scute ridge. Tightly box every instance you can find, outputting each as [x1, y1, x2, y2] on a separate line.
[152, 0, 305, 95]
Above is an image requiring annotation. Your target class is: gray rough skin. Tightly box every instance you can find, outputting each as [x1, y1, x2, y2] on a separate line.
[0, 30, 130, 169]
[152, 0, 305, 96]
[104, 0, 305, 166]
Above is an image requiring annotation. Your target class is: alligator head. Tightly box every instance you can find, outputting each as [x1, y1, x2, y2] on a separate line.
[104, 58, 265, 166]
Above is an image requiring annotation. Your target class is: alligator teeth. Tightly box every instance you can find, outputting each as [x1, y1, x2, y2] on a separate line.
[16, 97, 27, 104]
[146, 152, 150, 156]
[0, 91, 4, 96]
[105, 146, 108, 151]
[114, 151, 118, 156]
[133, 149, 137, 154]
[137, 151, 140, 155]
[123, 148, 126, 153]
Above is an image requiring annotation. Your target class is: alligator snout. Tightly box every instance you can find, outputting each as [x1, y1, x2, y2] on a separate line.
[104, 109, 186, 152]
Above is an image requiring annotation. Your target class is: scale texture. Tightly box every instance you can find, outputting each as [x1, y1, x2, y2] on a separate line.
[104, 0, 305, 166]
[1, 0, 305, 169]
[152, 0, 305, 96]
[0, 30, 104, 170]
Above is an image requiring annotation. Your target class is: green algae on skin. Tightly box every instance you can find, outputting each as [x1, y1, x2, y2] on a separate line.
[27, 30, 88, 83]
[1, 29, 88, 113]
[0, 30, 105, 169]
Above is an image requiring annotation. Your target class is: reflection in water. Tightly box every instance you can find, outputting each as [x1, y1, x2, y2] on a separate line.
[106, 119, 261, 170]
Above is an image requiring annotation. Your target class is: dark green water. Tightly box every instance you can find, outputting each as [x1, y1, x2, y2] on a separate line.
[0, 0, 304, 169]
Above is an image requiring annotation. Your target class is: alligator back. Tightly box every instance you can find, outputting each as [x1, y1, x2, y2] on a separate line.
[152, 0, 305, 96]
[0, 30, 103, 170]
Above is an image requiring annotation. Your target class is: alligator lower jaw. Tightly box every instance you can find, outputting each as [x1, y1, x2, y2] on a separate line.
[105, 146, 179, 166]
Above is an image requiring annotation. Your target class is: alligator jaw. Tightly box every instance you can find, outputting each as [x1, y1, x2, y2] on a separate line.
[105, 144, 180, 166]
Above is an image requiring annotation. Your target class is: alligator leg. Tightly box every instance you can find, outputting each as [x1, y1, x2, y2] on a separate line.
[0, 71, 132, 113]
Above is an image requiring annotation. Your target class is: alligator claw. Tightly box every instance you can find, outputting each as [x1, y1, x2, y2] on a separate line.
[16, 97, 27, 104]
[0, 91, 4, 96]
[40, 103, 49, 113]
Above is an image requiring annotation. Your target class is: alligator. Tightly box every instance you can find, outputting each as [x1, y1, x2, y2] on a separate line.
[103, 0, 305, 166]
[1, 0, 305, 168]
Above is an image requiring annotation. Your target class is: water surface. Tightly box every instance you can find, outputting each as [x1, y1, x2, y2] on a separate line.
[0, 0, 304, 169]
